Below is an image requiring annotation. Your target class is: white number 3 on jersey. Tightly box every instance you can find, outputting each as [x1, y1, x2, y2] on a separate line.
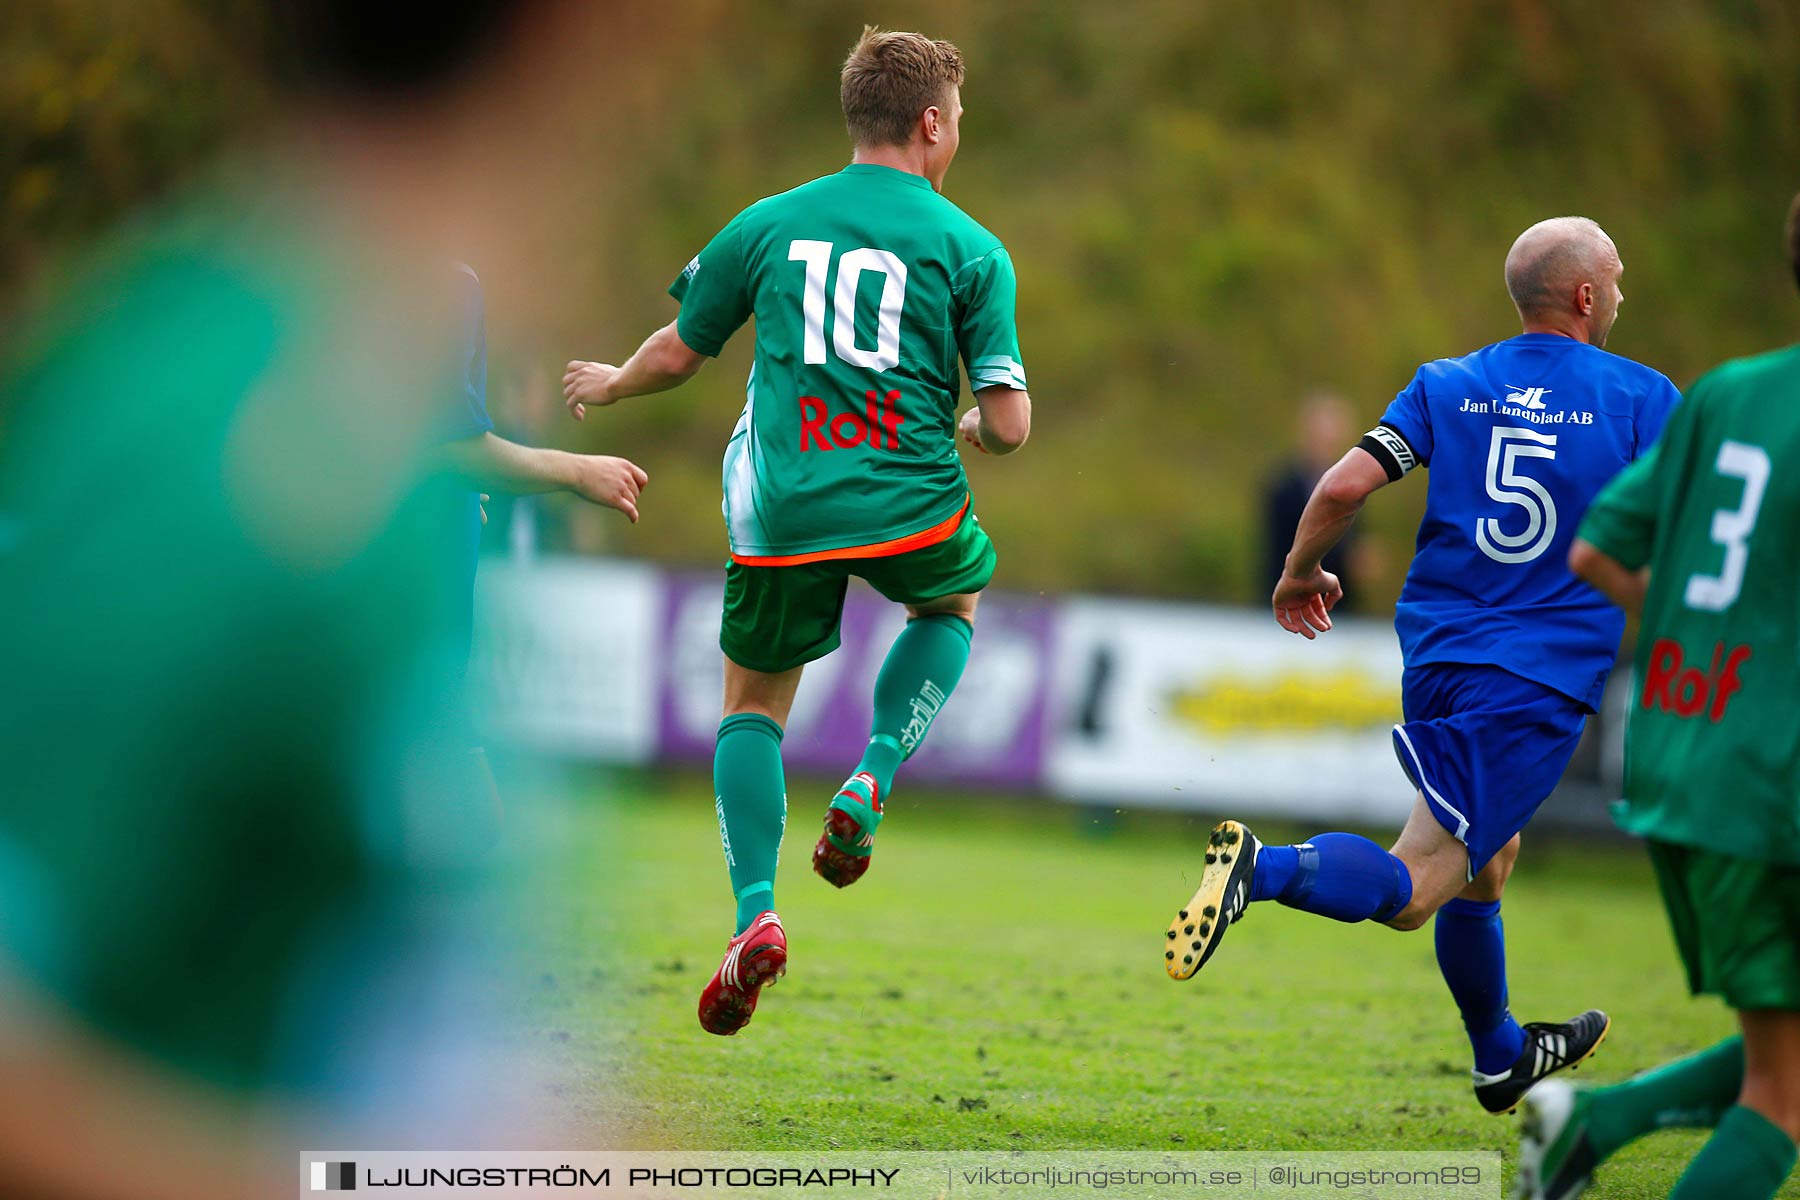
[1477, 425, 1560, 564]
[1683, 440, 1771, 612]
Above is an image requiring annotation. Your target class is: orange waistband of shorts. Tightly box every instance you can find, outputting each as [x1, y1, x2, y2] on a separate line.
[730, 496, 969, 567]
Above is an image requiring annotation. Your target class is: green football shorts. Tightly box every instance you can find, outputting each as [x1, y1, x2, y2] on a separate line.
[1648, 839, 1800, 1011]
[720, 514, 996, 674]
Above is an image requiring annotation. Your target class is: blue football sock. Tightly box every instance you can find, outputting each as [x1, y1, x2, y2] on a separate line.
[1434, 896, 1527, 1075]
[1250, 844, 1300, 900]
[1247, 832, 1412, 923]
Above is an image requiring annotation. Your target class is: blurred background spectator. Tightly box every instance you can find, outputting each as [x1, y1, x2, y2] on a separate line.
[1259, 391, 1380, 611]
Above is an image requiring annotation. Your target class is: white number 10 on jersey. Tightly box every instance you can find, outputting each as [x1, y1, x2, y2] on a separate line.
[788, 240, 908, 372]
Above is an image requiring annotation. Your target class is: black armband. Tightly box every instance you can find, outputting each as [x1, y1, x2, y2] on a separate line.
[1358, 423, 1419, 482]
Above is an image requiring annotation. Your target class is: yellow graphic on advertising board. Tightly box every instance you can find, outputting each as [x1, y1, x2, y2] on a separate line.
[1168, 668, 1400, 735]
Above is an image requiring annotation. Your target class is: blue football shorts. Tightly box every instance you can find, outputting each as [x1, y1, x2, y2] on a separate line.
[1390, 663, 1589, 877]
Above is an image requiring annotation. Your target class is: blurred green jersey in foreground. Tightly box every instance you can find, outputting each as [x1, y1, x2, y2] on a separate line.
[0, 179, 503, 1103]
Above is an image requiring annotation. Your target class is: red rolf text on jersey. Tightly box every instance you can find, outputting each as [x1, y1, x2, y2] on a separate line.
[800, 391, 904, 451]
[1640, 637, 1751, 723]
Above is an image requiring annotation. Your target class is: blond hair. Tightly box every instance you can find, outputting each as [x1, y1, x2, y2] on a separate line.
[840, 26, 964, 147]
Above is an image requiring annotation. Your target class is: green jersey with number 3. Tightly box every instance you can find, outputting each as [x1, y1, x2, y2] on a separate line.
[668, 163, 1026, 564]
[1578, 346, 1800, 865]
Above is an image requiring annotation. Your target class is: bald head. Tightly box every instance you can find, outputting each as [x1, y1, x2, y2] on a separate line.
[1504, 217, 1623, 345]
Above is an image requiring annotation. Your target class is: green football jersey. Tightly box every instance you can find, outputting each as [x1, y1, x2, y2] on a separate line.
[668, 163, 1026, 562]
[1578, 345, 1800, 865]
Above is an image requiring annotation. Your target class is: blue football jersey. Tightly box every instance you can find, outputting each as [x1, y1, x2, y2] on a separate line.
[1367, 333, 1680, 709]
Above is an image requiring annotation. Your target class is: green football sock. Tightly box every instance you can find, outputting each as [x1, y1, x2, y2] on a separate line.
[1669, 1105, 1796, 1200]
[1585, 1036, 1745, 1162]
[714, 713, 787, 935]
[853, 612, 973, 801]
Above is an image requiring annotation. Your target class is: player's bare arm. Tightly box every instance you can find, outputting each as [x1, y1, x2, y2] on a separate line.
[1568, 538, 1648, 616]
[959, 385, 1031, 456]
[1273, 446, 1391, 639]
[440, 432, 649, 523]
[563, 320, 708, 420]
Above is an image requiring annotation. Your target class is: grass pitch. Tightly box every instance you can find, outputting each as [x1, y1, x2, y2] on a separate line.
[508, 768, 1781, 1197]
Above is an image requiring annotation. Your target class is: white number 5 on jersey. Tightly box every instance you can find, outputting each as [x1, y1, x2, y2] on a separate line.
[1477, 425, 1560, 564]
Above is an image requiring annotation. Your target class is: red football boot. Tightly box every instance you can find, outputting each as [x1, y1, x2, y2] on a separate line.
[812, 772, 882, 888]
[697, 910, 787, 1035]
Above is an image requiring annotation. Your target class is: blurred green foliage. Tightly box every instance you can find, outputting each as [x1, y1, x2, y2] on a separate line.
[1, 2, 262, 288]
[7, 0, 1799, 606]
